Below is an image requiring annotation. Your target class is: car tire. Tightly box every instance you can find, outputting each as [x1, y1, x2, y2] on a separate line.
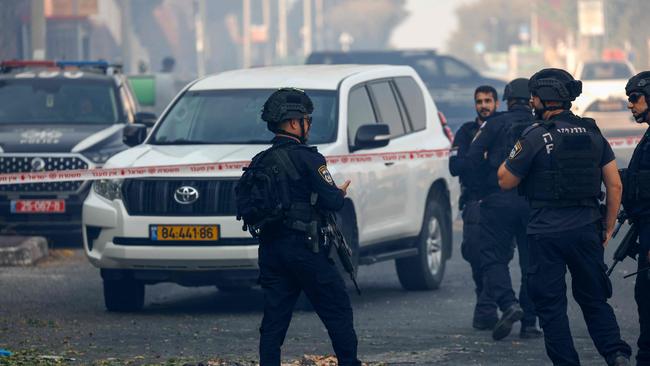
[103, 279, 145, 312]
[395, 194, 449, 291]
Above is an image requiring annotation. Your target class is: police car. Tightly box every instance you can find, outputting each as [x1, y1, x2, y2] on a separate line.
[0, 60, 154, 239]
[82, 65, 459, 311]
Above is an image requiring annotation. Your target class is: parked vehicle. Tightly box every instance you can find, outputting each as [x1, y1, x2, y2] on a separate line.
[306, 50, 506, 131]
[82, 65, 459, 311]
[0, 60, 154, 239]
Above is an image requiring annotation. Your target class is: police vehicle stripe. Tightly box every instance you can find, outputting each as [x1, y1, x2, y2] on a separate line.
[0, 135, 642, 186]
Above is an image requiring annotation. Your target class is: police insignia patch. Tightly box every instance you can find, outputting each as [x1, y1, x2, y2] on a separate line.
[318, 165, 334, 185]
[509, 141, 522, 159]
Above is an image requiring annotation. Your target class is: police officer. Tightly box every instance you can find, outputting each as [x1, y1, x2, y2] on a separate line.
[253, 88, 360, 365]
[467, 78, 542, 340]
[497, 69, 631, 366]
[623, 71, 650, 366]
[449, 85, 499, 330]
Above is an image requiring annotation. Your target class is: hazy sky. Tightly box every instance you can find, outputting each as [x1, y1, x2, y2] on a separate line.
[390, 0, 474, 52]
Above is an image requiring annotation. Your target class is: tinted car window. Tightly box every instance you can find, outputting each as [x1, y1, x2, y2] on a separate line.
[368, 81, 405, 137]
[151, 89, 337, 145]
[347, 86, 376, 146]
[440, 57, 475, 79]
[581, 62, 633, 80]
[394, 77, 426, 131]
[0, 78, 119, 124]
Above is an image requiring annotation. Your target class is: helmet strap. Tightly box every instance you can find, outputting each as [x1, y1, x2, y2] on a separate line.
[535, 100, 567, 119]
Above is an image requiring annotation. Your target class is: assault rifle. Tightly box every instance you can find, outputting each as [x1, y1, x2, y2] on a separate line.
[322, 213, 361, 295]
[606, 211, 640, 277]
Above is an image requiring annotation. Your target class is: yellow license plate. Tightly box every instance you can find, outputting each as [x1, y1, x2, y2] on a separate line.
[150, 225, 219, 241]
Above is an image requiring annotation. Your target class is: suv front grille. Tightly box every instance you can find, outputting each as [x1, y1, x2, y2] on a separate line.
[0, 155, 89, 193]
[122, 179, 238, 216]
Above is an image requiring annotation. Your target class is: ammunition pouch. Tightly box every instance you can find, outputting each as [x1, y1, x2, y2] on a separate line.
[622, 168, 650, 203]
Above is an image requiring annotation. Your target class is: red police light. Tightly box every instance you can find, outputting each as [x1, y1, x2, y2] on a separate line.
[0, 60, 57, 69]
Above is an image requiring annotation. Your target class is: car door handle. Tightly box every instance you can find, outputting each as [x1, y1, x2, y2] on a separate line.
[384, 162, 395, 167]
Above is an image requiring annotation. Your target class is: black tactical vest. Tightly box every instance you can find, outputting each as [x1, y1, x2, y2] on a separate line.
[521, 118, 603, 208]
[622, 130, 650, 211]
[235, 143, 320, 238]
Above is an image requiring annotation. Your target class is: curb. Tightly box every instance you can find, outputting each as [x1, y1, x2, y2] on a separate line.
[0, 236, 48, 266]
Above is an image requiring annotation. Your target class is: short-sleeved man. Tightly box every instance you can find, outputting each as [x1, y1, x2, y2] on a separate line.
[504, 111, 615, 234]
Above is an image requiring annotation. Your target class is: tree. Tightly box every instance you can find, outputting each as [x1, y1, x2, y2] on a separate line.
[446, 0, 531, 69]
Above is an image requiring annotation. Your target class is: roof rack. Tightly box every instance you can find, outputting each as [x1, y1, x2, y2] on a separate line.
[0, 59, 123, 75]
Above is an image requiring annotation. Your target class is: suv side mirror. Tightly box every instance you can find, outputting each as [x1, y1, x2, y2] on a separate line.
[134, 112, 157, 127]
[352, 124, 391, 152]
[123, 124, 148, 147]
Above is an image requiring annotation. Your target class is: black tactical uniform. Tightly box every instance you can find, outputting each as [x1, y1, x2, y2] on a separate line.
[623, 71, 650, 366]
[467, 78, 540, 340]
[240, 88, 360, 366]
[449, 117, 497, 329]
[504, 69, 631, 366]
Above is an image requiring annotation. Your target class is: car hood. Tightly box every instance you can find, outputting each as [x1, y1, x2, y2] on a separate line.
[105, 143, 338, 172]
[0, 124, 123, 153]
[105, 144, 265, 170]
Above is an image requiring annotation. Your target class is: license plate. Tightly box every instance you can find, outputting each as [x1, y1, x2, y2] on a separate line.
[11, 199, 66, 213]
[150, 225, 219, 241]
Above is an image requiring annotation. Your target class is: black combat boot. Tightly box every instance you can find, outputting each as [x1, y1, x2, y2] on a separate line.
[492, 304, 524, 341]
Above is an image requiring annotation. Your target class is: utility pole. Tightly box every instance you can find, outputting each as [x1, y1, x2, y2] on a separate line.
[530, 0, 539, 48]
[262, 0, 271, 65]
[195, 0, 207, 76]
[302, 0, 312, 57]
[277, 0, 287, 59]
[315, 0, 324, 51]
[120, 0, 132, 72]
[242, 0, 251, 68]
[30, 0, 46, 59]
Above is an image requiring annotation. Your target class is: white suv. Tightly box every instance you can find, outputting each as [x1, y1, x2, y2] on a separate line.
[82, 65, 459, 311]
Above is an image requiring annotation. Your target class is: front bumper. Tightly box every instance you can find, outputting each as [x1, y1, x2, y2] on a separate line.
[82, 189, 260, 271]
[0, 190, 89, 236]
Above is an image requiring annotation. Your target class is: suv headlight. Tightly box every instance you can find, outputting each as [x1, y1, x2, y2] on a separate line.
[93, 179, 123, 200]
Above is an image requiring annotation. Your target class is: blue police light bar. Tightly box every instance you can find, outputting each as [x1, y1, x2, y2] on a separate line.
[56, 60, 110, 69]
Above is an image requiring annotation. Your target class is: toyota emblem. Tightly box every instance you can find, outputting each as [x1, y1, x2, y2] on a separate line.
[174, 186, 199, 205]
[30, 157, 46, 172]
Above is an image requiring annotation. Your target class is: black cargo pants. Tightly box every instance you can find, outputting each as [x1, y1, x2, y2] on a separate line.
[461, 200, 498, 322]
[258, 235, 360, 366]
[478, 192, 536, 326]
[528, 222, 631, 365]
[636, 221, 650, 366]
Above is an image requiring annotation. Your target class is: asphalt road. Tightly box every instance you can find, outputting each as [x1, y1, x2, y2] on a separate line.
[0, 220, 643, 366]
[0, 137, 644, 365]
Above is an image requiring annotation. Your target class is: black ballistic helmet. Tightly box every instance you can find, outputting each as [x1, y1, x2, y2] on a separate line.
[502, 78, 530, 101]
[528, 68, 582, 102]
[625, 71, 650, 97]
[261, 87, 314, 126]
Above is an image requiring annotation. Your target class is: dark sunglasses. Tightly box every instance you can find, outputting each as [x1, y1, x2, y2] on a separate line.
[629, 93, 644, 103]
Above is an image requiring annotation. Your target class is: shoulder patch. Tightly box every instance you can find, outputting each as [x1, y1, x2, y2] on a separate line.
[508, 141, 523, 160]
[318, 165, 334, 185]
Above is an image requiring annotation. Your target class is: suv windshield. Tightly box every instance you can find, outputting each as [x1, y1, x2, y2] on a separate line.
[0, 78, 119, 124]
[581, 62, 633, 80]
[150, 89, 337, 145]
